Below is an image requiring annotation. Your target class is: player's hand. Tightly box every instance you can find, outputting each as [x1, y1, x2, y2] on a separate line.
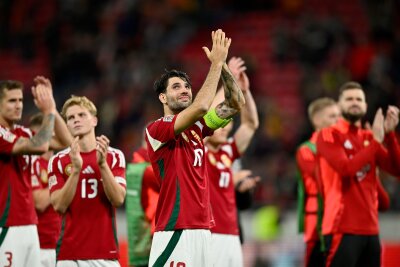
[228, 57, 250, 92]
[372, 108, 385, 143]
[384, 105, 399, 133]
[96, 135, 109, 166]
[69, 137, 83, 173]
[202, 29, 231, 66]
[236, 175, 260, 193]
[32, 76, 56, 114]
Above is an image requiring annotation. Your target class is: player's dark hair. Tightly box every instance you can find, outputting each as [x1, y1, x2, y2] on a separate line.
[153, 69, 192, 95]
[0, 80, 23, 100]
[338, 81, 363, 98]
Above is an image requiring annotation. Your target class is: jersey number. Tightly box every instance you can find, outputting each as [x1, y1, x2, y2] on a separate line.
[4, 252, 12, 267]
[81, 178, 98, 198]
[219, 171, 230, 188]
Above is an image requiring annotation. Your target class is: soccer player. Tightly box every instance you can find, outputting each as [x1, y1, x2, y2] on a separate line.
[30, 112, 72, 267]
[48, 96, 126, 266]
[206, 56, 259, 267]
[316, 81, 400, 267]
[296, 97, 340, 267]
[145, 29, 244, 266]
[0, 77, 57, 267]
[126, 135, 159, 267]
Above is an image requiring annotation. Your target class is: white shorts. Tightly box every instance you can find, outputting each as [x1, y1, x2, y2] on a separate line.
[40, 248, 56, 267]
[56, 259, 120, 267]
[211, 233, 243, 267]
[149, 229, 211, 267]
[0, 225, 40, 267]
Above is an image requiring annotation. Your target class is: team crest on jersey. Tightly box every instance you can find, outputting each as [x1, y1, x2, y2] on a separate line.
[163, 115, 174, 122]
[363, 140, 370, 147]
[181, 132, 189, 142]
[220, 154, 232, 168]
[40, 169, 48, 184]
[190, 130, 201, 145]
[64, 163, 73, 176]
[208, 153, 217, 165]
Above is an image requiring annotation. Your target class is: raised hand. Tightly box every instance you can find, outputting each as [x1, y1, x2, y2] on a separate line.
[372, 108, 385, 143]
[31, 76, 56, 115]
[96, 135, 110, 166]
[228, 57, 249, 92]
[384, 105, 399, 133]
[202, 29, 231, 66]
[69, 137, 83, 173]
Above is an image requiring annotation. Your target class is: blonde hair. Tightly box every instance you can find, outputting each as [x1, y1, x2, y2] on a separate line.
[308, 97, 336, 121]
[61, 95, 97, 119]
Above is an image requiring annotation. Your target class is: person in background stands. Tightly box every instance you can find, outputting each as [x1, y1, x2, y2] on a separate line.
[48, 96, 126, 267]
[0, 77, 57, 267]
[206, 56, 259, 267]
[316, 81, 400, 267]
[296, 97, 340, 267]
[29, 112, 72, 267]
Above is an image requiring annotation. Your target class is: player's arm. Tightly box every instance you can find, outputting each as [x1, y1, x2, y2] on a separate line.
[377, 175, 390, 211]
[228, 57, 258, 154]
[213, 61, 245, 120]
[50, 137, 82, 214]
[376, 106, 400, 176]
[12, 76, 56, 155]
[316, 123, 382, 178]
[173, 29, 231, 135]
[296, 146, 317, 178]
[50, 112, 73, 151]
[96, 135, 126, 207]
[33, 188, 51, 213]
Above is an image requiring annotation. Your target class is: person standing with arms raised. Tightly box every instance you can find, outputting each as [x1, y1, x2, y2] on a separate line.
[146, 29, 245, 267]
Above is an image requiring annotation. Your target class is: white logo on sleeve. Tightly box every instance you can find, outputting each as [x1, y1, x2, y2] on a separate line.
[344, 140, 353, 149]
[193, 148, 204, 167]
[48, 175, 58, 189]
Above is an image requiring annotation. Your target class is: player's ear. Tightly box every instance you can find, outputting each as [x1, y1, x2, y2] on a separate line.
[159, 93, 167, 104]
[93, 116, 98, 127]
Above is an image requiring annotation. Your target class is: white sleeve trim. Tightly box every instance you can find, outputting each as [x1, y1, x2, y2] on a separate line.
[146, 128, 166, 152]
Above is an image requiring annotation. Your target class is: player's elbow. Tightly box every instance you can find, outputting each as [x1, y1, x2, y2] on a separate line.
[111, 197, 125, 208]
[50, 195, 67, 214]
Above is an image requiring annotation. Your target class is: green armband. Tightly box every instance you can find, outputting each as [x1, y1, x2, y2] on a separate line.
[203, 108, 232, 130]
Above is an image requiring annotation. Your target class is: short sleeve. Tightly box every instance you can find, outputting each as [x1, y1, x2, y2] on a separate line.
[146, 116, 177, 152]
[48, 155, 66, 193]
[109, 148, 127, 188]
[31, 156, 43, 190]
[0, 127, 19, 154]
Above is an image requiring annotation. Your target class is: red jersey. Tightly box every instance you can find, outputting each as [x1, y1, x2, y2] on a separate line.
[296, 132, 320, 242]
[0, 124, 37, 226]
[31, 156, 61, 249]
[316, 118, 400, 235]
[48, 147, 126, 260]
[207, 138, 240, 235]
[145, 116, 214, 231]
[131, 147, 159, 233]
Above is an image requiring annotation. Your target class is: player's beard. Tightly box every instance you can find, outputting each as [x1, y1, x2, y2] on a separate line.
[168, 96, 192, 113]
[342, 110, 365, 124]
